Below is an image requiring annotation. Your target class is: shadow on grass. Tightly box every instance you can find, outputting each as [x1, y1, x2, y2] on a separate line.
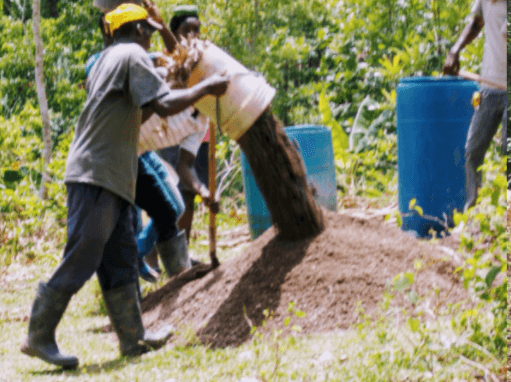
[141, 264, 225, 315]
[197, 236, 313, 348]
[29, 355, 144, 376]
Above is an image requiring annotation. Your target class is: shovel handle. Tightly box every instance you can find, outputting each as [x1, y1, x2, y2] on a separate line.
[458, 70, 506, 90]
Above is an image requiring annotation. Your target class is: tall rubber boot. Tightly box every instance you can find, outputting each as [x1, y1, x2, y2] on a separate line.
[102, 283, 174, 357]
[464, 154, 483, 211]
[156, 230, 192, 277]
[20, 282, 79, 369]
[145, 246, 161, 274]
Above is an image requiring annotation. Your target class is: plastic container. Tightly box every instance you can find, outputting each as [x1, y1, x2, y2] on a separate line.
[187, 42, 276, 141]
[241, 125, 337, 239]
[397, 76, 478, 237]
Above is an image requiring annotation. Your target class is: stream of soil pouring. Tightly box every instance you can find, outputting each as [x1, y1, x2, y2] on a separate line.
[236, 109, 324, 240]
[141, 209, 468, 349]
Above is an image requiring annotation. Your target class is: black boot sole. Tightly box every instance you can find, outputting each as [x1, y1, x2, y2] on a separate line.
[21, 342, 79, 369]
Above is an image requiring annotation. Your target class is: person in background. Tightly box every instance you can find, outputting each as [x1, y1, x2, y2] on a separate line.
[20, 3, 228, 368]
[157, 4, 212, 244]
[141, 5, 218, 273]
[442, 0, 506, 210]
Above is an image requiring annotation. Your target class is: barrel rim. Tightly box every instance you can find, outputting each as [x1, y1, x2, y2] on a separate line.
[284, 124, 330, 133]
[399, 76, 477, 84]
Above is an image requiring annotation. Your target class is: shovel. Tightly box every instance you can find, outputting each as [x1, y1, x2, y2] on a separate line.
[208, 98, 221, 268]
[458, 70, 506, 90]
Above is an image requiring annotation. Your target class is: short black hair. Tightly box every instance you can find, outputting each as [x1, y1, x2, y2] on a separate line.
[169, 14, 199, 34]
[112, 19, 153, 39]
[98, 14, 106, 34]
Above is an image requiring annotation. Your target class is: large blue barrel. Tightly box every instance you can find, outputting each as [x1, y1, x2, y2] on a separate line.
[397, 76, 478, 237]
[241, 125, 337, 239]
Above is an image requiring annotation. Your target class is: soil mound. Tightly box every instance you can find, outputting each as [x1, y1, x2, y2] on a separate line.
[141, 210, 467, 348]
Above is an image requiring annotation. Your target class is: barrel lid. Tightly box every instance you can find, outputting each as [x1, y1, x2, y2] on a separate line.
[399, 76, 472, 84]
[285, 125, 328, 133]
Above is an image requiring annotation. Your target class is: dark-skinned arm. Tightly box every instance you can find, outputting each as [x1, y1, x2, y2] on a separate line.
[142, 0, 179, 54]
[147, 73, 228, 119]
[177, 148, 219, 213]
[443, 15, 484, 75]
[141, 106, 155, 124]
[176, 149, 205, 195]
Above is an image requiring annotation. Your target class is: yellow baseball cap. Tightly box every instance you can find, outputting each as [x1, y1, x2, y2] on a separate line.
[104, 3, 162, 36]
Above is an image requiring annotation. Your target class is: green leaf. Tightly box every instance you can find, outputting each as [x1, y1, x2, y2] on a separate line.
[319, 90, 349, 161]
[407, 290, 419, 304]
[407, 317, 420, 332]
[284, 317, 290, 326]
[413, 205, 423, 216]
[295, 310, 306, 318]
[484, 266, 500, 288]
[408, 198, 416, 210]
[492, 174, 506, 189]
[3, 169, 24, 183]
[452, 211, 464, 226]
[291, 325, 302, 332]
[394, 272, 414, 292]
[396, 213, 402, 227]
[490, 187, 500, 206]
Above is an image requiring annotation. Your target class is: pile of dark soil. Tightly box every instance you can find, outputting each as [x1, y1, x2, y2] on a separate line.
[142, 210, 466, 348]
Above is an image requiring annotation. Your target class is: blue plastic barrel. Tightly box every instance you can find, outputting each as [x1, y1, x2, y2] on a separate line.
[241, 125, 337, 240]
[397, 76, 478, 237]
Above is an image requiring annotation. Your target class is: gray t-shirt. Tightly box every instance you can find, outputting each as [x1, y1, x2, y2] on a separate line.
[471, 0, 506, 89]
[65, 41, 171, 204]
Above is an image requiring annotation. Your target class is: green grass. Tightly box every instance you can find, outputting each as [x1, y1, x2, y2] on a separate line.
[0, 216, 504, 382]
[0, 271, 502, 381]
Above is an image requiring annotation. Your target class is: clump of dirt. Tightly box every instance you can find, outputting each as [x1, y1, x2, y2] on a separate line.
[237, 110, 324, 240]
[141, 210, 466, 348]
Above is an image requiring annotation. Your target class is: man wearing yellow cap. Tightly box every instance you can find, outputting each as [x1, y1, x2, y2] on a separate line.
[20, 3, 228, 369]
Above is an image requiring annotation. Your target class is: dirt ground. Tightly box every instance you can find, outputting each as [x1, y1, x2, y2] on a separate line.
[142, 209, 467, 349]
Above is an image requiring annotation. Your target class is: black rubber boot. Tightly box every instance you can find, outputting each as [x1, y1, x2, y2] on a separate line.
[20, 282, 79, 369]
[102, 283, 174, 357]
[156, 230, 192, 277]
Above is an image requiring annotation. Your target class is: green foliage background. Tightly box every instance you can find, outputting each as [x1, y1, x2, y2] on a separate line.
[0, 0, 484, 201]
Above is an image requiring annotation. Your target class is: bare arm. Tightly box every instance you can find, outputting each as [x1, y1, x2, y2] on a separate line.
[177, 147, 219, 212]
[141, 106, 155, 124]
[142, 0, 179, 54]
[176, 148, 205, 196]
[147, 73, 229, 118]
[443, 15, 484, 75]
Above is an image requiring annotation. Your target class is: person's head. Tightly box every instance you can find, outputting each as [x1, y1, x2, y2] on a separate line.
[104, 3, 162, 50]
[169, 5, 200, 41]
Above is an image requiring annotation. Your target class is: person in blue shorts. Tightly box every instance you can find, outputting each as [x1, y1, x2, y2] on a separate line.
[157, 5, 212, 246]
[139, 5, 219, 273]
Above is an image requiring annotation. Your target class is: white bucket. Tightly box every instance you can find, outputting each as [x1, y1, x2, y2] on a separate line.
[187, 43, 276, 141]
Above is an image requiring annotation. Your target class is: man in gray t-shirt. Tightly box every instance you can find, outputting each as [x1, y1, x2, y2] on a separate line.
[21, 3, 228, 369]
[443, 0, 506, 210]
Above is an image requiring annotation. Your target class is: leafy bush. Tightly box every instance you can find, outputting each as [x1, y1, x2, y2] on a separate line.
[452, 157, 507, 355]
